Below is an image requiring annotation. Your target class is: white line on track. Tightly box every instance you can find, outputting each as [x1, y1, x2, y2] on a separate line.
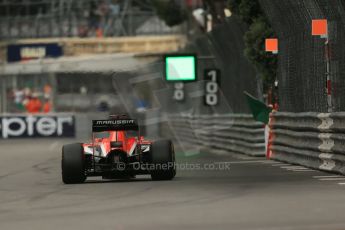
[215, 160, 268, 164]
[318, 178, 345, 181]
[285, 169, 310, 171]
[272, 164, 291, 167]
[313, 175, 344, 179]
[260, 161, 278, 164]
[289, 169, 316, 172]
[281, 166, 308, 169]
[281, 166, 306, 168]
[337, 183, 345, 185]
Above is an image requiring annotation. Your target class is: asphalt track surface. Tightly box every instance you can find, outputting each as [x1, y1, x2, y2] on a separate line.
[1, 139, 345, 230]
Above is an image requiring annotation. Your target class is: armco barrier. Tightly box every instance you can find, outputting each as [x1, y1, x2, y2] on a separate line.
[168, 114, 265, 156]
[270, 112, 345, 174]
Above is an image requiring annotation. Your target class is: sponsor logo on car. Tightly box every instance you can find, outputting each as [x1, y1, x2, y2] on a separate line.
[95, 120, 135, 125]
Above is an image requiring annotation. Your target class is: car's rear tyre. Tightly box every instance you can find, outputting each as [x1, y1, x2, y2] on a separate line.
[62, 143, 86, 184]
[150, 139, 176, 181]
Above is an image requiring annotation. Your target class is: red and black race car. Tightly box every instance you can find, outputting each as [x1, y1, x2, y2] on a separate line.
[61, 115, 176, 184]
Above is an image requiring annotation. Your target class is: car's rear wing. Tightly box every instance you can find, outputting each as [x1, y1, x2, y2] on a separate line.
[92, 119, 139, 132]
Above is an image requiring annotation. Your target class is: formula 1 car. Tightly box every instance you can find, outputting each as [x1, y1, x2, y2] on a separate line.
[61, 115, 176, 184]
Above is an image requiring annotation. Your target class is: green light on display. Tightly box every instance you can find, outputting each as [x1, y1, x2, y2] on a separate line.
[165, 55, 197, 81]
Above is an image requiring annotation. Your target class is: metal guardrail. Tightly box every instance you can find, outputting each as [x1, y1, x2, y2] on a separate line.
[270, 112, 345, 174]
[168, 114, 265, 156]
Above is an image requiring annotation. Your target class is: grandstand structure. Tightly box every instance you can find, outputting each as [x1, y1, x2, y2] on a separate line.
[0, 0, 188, 114]
[0, 0, 185, 39]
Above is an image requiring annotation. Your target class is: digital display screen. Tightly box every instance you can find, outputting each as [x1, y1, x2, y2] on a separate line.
[165, 55, 197, 81]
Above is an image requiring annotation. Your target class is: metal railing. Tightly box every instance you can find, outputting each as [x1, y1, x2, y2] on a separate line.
[269, 112, 345, 174]
[168, 114, 265, 156]
[0, 12, 187, 40]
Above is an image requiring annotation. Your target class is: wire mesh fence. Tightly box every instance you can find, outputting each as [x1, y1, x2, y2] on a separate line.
[316, 0, 345, 112]
[0, 0, 185, 39]
[260, 0, 345, 112]
[185, 16, 260, 113]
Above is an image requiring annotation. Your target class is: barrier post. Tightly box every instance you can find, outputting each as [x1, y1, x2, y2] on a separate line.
[325, 37, 332, 113]
[1, 76, 7, 113]
[312, 19, 331, 112]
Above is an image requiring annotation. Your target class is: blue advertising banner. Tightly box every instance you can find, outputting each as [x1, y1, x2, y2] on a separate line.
[7, 43, 63, 63]
[0, 114, 75, 139]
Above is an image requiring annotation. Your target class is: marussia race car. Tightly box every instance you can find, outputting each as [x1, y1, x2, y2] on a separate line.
[61, 115, 176, 184]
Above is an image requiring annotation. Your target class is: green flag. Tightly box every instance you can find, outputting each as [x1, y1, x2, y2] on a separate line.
[244, 91, 272, 124]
